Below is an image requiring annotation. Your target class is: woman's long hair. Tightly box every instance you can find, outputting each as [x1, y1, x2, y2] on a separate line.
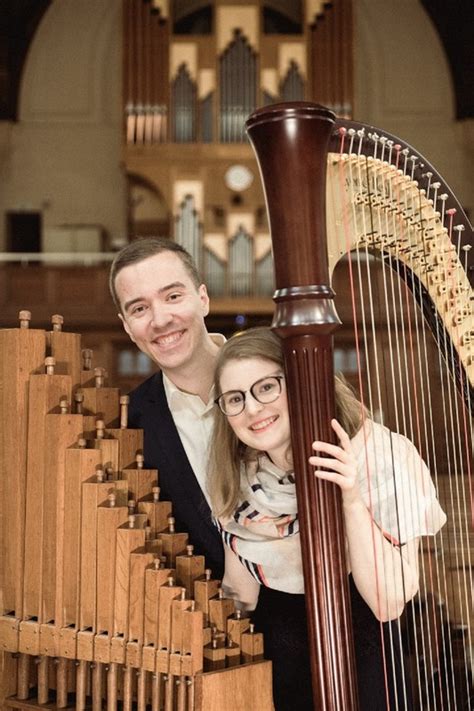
[208, 327, 367, 519]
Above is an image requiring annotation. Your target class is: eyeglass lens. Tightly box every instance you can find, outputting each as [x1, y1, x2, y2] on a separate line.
[219, 376, 282, 415]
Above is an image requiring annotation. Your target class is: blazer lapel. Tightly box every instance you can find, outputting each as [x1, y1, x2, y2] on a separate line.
[142, 373, 214, 525]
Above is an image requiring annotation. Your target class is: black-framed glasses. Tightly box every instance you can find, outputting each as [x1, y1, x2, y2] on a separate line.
[215, 375, 285, 417]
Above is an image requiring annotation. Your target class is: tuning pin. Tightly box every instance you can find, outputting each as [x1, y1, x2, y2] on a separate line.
[19, 310, 31, 329]
[82, 349, 93, 371]
[59, 397, 69, 414]
[45, 356, 56, 375]
[108, 493, 116, 508]
[120, 395, 129, 429]
[128, 514, 136, 529]
[95, 419, 105, 439]
[77, 437, 87, 449]
[167, 515, 175, 533]
[152, 486, 160, 502]
[51, 314, 64, 332]
[186, 544, 194, 557]
[74, 390, 84, 414]
[96, 466, 105, 482]
[94, 367, 105, 388]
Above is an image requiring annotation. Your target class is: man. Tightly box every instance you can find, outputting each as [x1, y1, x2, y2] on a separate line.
[109, 237, 225, 577]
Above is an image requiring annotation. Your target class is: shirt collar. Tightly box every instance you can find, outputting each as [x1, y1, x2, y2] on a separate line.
[162, 332, 225, 412]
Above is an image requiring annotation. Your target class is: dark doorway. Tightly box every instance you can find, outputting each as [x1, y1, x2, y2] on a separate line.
[6, 211, 42, 252]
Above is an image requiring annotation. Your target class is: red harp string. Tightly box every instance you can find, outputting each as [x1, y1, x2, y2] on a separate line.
[246, 102, 473, 710]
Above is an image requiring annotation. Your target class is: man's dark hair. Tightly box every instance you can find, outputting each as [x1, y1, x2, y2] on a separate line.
[109, 237, 202, 312]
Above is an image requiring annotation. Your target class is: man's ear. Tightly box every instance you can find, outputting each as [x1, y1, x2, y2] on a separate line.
[199, 284, 210, 317]
[118, 312, 136, 343]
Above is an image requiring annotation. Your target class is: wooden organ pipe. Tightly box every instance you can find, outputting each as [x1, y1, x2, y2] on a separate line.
[0, 312, 274, 711]
[124, 0, 136, 143]
[153, 6, 169, 142]
[151, 6, 161, 142]
[312, 11, 328, 108]
[323, 8, 333, 108]
[331, 1, 343, 113]
[309, 1, 353, 117]
[16, 654, 30, 700]
[143, 0, 153, 144]
[134, 0, 145, 144]
[124, 0, 169, 145]
[340, 0, 353, 116]
[325, 6, 337, 110]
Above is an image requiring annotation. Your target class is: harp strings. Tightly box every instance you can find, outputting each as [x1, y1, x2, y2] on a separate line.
[339, 139, 406, 707]
[391, 159, 448, 710]
[330, 132, 473, 708]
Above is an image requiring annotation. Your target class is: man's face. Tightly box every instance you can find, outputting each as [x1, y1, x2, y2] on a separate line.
[115, 251, 210, 374]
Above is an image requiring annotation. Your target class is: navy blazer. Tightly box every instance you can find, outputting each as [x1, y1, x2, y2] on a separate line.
[128, 371, 224, 579]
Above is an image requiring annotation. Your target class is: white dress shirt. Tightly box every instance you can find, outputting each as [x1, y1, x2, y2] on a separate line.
[162, 334, 225, 506]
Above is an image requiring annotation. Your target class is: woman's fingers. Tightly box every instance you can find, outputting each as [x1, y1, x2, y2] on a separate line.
[308, 419, 359, 495]
[308, 454, 352, 474]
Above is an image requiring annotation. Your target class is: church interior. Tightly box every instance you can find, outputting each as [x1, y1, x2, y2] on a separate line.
[0, 1, 473, 709]
[0, 0, 472, 391]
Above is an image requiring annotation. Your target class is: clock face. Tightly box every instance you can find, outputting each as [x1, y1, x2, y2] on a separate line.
[224, 164, 254, 192]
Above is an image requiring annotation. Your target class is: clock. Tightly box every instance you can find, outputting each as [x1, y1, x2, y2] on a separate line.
[224, 164, 254, 192]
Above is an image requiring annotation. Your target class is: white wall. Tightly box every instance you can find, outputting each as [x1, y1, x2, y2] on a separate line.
[0, 0, 471, 253]
[0, 0, 126, 250]
[354, 0, 473, 218]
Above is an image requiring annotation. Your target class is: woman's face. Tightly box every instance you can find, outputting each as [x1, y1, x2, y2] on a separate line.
[218, 357, 292, 470]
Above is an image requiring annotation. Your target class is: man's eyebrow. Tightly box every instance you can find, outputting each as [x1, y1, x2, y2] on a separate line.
[123, 282, 187, 313]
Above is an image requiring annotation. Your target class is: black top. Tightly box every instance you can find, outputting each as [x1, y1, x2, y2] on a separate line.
[252, 577, 413, 711]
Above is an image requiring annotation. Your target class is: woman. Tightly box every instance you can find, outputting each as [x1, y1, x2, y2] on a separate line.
[208, 327, 446, 710]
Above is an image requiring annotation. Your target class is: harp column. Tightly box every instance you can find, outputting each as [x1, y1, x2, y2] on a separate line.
[246, 102, 358, 710]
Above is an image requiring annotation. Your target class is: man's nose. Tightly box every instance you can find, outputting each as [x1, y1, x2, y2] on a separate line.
[149, 304, 173, 329]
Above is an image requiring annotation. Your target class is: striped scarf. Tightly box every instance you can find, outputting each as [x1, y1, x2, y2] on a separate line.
[217, 422, 446, 594]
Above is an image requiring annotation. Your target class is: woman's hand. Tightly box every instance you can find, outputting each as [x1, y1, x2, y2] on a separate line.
[309, 419, 420, 620]
[308, 419, 361, 506]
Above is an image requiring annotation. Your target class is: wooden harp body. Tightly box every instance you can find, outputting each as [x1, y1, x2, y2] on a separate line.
[246, 102, 473, 709]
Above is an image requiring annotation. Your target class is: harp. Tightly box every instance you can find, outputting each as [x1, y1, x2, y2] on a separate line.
[246, 102, 473, 709]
